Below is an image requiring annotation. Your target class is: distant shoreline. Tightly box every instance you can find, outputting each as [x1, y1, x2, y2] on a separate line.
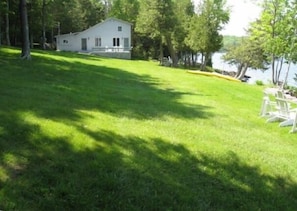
[212, 53, 296, 86]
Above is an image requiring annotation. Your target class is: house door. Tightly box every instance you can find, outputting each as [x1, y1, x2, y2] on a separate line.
[124, 38, 129, 51]
[81, 38, 87, 51]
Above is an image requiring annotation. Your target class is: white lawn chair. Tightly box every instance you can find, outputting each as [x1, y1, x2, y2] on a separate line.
[261, 89, 297, 133]
[267, 97, 297, 130]
[260, 89, 286, 118]
[260, 92, 277, 117]
[290, 112, 297, 133]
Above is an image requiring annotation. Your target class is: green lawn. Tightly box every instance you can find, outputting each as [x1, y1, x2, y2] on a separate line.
[1, 46, 297, 210]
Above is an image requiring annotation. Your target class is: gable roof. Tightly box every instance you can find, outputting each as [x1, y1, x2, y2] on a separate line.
[105, 17, 133, 26]
[55, 32, 79, 38]
[55, 17, 132, 38]
[80, 17, 132, 35]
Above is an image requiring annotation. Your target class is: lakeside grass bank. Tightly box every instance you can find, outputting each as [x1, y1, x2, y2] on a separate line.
[1, 47, 297, 210]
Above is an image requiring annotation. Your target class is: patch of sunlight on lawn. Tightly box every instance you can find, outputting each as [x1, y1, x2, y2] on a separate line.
[0, 166, 9, 182]
[1, 153, 28, 183]
[18, 111, 104, 151]
[0, 47, 19, 54]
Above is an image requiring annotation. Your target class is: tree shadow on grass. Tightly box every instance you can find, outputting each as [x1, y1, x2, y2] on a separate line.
[0, 48, 212, 121]
[2, 49, 297, 209]
[1, 123, 297, 210]
[0, 48, 214, 208]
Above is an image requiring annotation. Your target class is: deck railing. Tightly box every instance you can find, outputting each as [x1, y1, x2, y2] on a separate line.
[92, 47, 131, 53]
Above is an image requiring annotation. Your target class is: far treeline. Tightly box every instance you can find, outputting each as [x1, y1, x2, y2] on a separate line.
[221, 36, 243, 52]
[1, 0, 297, 85]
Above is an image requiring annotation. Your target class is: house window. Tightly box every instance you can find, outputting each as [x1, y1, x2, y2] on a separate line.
[124, 38, 129, 49]
[63, 39, 68, 44]
[95, 37, 101, 47]
[118, 26, 122, 31]
[113, 38, 120, 47]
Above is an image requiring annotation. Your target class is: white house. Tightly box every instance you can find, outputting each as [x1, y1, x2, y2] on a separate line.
[55, 18, 132, 59]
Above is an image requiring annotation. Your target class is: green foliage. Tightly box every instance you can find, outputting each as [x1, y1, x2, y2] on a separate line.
[136, 0, 176, 37]
[55, 0, 105, 33]
[0, 0, 106, 45]
[135, 0, 195, 65]
[204, 66, 214, 72]
[256, 80, 264, 86]
[249, 0, 297, 84]
[222, 35, 244, 51]
[109, 0, 140, 24]
[169, 0, 195, 53]
[223, 36, 269, 79]
[185, 0, 229, 69]
[223, 37, 268, 70]
[286, 85, 297, 97]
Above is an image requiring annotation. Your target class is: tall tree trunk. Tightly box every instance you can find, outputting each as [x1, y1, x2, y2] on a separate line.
[20, 0, 31, 60]
[201, 52, 210, 71]
[282, 61, 291, 90]
[200, 53, 204, 68]
[165, 33, 178, 67]
[235, 63, 244, 78]
[182, 52, 186, 68]
[0, 9, 2, 46]
[30, 33, 33, 48]
[276, 58, 283, 84]
[42, 0, 46, 50]
[6, 0, 11, 46]
[271, 55, 276, 84]
[237, 63, 248, 80]
[159, 39, 163, 65]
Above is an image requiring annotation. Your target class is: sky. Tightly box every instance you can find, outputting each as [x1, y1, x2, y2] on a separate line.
[193, 0, 262, 36]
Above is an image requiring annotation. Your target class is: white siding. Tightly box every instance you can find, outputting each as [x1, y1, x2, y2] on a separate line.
[80, 19, 131, 51]
[56, 33, 82, 52]
[55, 18, 132, 58]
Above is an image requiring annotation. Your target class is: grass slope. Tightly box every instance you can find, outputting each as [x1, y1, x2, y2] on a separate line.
[0, 47, 297, 210]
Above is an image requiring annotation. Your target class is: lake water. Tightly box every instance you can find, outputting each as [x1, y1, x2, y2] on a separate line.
[212, 53, 297, 86]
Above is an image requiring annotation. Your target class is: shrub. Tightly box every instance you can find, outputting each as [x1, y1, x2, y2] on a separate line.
[256, 80, 264, 86]
[288, 86, 297, 97]
[204, 66, 214, 72]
